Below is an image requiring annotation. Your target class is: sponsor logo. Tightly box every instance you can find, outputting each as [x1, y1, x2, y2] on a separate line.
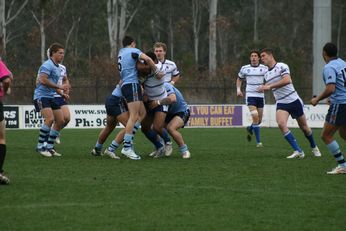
[4, 106, 19, 128]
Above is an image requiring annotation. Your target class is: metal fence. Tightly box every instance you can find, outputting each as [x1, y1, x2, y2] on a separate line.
[5, 77, 313, 106]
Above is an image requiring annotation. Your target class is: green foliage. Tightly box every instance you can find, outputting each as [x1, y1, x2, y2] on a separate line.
[2, 0, 346, 104]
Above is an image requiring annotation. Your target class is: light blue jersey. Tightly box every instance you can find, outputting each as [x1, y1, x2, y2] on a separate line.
[111, 84, 123, 97]
[118, 47, 142, 85]
[33, 59, 61, 100]
[164, 83, 188, 114]
[323, 58, 346, 104]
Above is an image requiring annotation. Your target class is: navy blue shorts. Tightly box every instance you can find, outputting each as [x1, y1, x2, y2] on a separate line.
[326, 104, 346, 126]
[54, 97, 67, 107]
[165, 109, 190, 128]
[121, 83, 143, 103]
[105, 95, 128, 117]
[246, 97, 264, 108]
[146, 102, 168, 117]
[34, 97, 60, 112]
[276, 99, 304, 119]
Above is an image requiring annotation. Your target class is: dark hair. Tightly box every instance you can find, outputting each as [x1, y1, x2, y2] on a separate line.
[145, 51, 157, 62]
[49, 43, 64, 57]
[323, 42, 338, 57]
[122, 36, 135, 47]
[249, 50, 260, 57]
[260, 48, 274, 56]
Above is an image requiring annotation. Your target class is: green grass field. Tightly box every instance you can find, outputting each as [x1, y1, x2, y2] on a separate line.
[0, 128, 345, 231]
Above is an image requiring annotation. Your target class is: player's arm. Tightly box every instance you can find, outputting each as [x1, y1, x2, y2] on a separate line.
[311, 66, 337, 106]
[139, 53, 164, 79]
[236, 78, 243, 97]
[39, 73, 68, 91]
[170, 64, 180, 84]
[57, 75, 70, 100]
[149, 93, 176, 109]
[1, 76, 12, 95]
[257, 74, 291, 92]
[171, 74, 180, 85]
[311, 84, 335, 106]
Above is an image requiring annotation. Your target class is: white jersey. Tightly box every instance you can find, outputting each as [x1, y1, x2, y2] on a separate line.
[238, 64, 267, 98]
[264, 62, 300, 104]
[161, 59, 180, 83]
[144, 61, 167, 100]
[54, 64, 67, 98]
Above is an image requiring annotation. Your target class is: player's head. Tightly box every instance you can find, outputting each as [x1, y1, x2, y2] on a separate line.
[249, 50, 260, 66]
[49, 43, 64, 63]
[260, 48, 274, 66]
[145, 51, 158, 63]
[322, 42, 338, 62]
[122, 36, 135, 47]
[153, 42, 167, 61]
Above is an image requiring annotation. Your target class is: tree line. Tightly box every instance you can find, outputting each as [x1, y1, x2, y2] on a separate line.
[0, 0, 345, 104]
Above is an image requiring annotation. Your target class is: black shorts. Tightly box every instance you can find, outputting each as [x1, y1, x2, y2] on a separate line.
[276, 99, 304, 119]
[0, 102, 3, 122]
[165, 109, 190, 128]
[54, 97, 68, 107]
[33, 97, 61, 112]
[121, 83, 143, 103]
[326, 104, 346, 126]
[105, 95, 128, 117]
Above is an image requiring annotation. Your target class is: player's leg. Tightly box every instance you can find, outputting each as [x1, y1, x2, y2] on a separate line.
[151, 111, 168, 157]
[61, 105, 71, 127]
[104, 112, 129, 159]
[92, 115, 117, 156]
[0, 105, 9, 184]
[321, 123, 346, 174]
[296, 114, 320, 156]
[339, 125, 346, 141]
[54, 99, 70, 144]
[323, 104, 346, 174]
[166, 111, 190, 159]
[257, 107, 264, 125]
[121, 83, 143, 159]
[245, 104, 255, 141]
[141, 111, 164, 155]
[251, 98, 264, 147]
[276, 109, 304, 158]
[46, 106, 64, 156]
[35, 98, 54, 156]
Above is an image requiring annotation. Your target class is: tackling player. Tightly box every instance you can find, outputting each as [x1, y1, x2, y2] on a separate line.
[258, 48, 321, 159]
[237, 50, 267, 147]
[149, 83, 191, 159]
[311, 43, 346, 174]
[91, 84, 129, 159]
[118, 36, 163, 160]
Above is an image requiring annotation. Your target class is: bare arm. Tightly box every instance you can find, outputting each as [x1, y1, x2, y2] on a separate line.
[171, 75, 180, 85]
[39, 73, 68, 91]
[139, 53, 164, 79]
[236, 78, 243, 97]
[149, 93, 177, 109]
[311, 84, 335, 106]
[2, 77, 12, 95]
[257, 74, 291, 92]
